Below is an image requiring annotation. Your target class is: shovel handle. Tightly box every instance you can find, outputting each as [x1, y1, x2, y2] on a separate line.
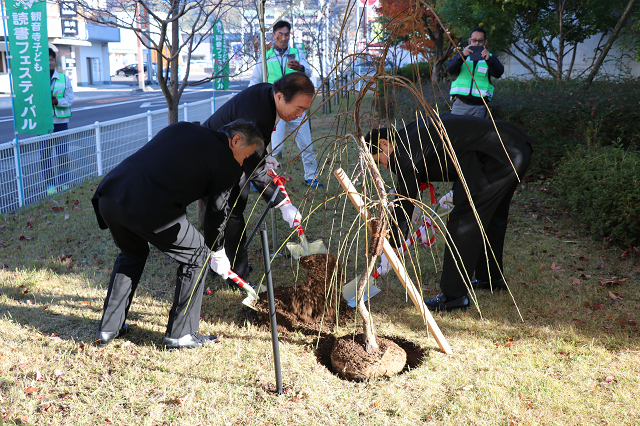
[228, 270, 258, 300]
[293, 218, 305, 237]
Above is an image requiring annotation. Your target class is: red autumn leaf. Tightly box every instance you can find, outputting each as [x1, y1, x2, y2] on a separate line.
[621, 248, 631, 259]
[629, 320, 637, 326]
[584, 302, 591, 308]
[579, 256, 589, 260]
[597, 263, 606, 269]
[24, 386, 38, 394]
[550, 262, 561, 270]
[23, 289, 29, 294]
[25, 222, 32, 228]
[593, 303, 604, 310]
[572, 319, 586, 324]
[19, 235, 25, 240]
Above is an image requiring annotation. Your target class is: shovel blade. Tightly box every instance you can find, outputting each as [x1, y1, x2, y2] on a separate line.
[242, 295, 258, 311]
[286, 238, 327, 260]
[341, 275, 382, 308]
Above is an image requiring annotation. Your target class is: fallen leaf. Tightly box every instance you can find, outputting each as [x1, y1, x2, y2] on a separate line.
[24, 386, 38, 394]
[621, 248, 631, 259]
[35, 370, 44, 381]
[599, 278, 618, 286]
[597, 263, 606, 269]
[572, 278, 581, 285]
[608, 291, 621, 300]
[584, 301, 590, 308]
[604, 324, 614, 329]
[593, 303, 604, 310]
[462, 384, 475, 391]
[572, 319, 586, 324]
[176, 395, 187, 405]
[605, 375, 615, 383]
[550, 262, 561, 270]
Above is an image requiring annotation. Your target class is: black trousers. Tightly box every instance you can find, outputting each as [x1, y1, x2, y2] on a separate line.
[40, 123, 70, 187]
[223, 171, 254, 285]
[440, 144, 532, 297]
[97, 196, 208, 339]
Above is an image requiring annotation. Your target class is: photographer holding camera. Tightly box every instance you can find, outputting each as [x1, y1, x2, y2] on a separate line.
[448, 28, 504, 118]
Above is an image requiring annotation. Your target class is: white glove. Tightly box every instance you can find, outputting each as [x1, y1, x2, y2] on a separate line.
[209, 248, 230, 279]
[379, 253, 392, 276]
[265, 155, 279, 171]
[438, 190, 454, 210]
[278, 202, 302, 228]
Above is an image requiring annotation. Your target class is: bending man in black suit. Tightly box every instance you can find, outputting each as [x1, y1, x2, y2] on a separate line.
[365, 113, 533, 311]
[201, 72, 315, 288]
[92, 120, 264, 349]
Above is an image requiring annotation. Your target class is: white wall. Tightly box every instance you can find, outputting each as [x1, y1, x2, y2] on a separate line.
[501, 34, 640, 79]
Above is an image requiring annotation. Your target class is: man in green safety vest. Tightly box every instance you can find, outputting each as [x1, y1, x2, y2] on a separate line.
[249, 21, 323, 188]
[42, 48, 74, 195]
[447, 28, 504, 119]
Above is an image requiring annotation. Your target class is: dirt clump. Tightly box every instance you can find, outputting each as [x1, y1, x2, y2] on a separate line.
[252, 253, 354, 334]
[330, 334, 407, 381]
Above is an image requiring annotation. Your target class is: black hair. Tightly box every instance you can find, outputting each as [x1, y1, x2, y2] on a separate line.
[364, 128, 389, 155]
[273, 21, 291, 33]
[272, 72, 315, 102]
[49, 48, 56, 59]
[470, 27, 487, 39]
[219, 119, 265, 156]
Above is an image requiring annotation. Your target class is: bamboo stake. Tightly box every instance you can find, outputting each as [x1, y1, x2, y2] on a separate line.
[334, 167, 453, 355]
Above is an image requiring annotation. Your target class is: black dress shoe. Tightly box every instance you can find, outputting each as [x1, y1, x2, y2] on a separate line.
[471, 279, 507, 291]
[424, 293, 470, 311]
[162, 332, 218, 350]
[95, 323, 135, 348]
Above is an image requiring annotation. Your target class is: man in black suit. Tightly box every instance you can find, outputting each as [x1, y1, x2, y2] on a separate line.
[201, 72, 314, 288]
[92, 120, 264, 349]
[365, 113, 533, 311]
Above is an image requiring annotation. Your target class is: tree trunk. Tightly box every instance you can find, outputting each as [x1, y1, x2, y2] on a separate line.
[585, 0, 638, 87]
[169, 0, 180, 124]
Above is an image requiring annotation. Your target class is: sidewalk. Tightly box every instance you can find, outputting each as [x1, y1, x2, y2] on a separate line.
[0, 82, 144, 109]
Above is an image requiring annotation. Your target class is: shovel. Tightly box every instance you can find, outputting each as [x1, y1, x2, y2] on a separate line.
[227, 269, 259, 310]
[341, 216, 442, 305]
[267, 169, 327, 260]
[285, 218, 327, 260]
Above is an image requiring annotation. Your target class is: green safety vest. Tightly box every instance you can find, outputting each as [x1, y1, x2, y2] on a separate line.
[449, 55, 495, 101]
[265, 48, 300, 84]
[52, 74, 71, 118]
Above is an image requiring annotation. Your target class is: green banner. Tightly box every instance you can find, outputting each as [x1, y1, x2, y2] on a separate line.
[6, 0, 53, 135]
[211, 21, 229, 91]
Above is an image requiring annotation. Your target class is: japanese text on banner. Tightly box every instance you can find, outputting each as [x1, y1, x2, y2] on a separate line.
[6, 0, 54, 135]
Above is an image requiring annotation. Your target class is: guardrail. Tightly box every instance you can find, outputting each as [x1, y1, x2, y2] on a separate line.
[0, 95, 231, 214]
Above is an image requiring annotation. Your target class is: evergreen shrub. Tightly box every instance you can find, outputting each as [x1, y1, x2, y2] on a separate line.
[555, 144, 640, 247]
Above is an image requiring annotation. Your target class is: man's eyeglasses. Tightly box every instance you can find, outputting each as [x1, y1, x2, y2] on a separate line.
[469, 38, 485, 43]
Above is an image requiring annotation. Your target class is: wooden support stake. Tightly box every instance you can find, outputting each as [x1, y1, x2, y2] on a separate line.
[334, 167, 453, 354]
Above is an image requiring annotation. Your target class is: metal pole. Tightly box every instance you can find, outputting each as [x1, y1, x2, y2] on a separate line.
[2, 0, 25, 207]
[259, 221, 282, 394]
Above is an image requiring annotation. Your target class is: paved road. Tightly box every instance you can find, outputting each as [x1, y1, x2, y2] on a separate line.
[0, 76, 249, 143]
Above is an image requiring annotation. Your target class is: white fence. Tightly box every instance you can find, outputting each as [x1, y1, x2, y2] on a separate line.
[0, 95, 230, 214]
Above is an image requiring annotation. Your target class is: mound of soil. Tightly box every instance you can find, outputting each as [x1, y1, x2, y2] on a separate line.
[331, 334, 407, 381]
[252, 253, 354, 334]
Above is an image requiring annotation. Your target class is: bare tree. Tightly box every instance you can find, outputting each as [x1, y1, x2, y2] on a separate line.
[75, 0, 244, 123]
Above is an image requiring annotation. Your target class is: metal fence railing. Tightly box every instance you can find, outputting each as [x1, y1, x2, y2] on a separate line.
[0, 95, 231, 214]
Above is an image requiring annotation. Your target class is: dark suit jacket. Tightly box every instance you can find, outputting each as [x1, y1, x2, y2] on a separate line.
[201, 83, 286, 207]
[92, 122, 242, 251]
[388, 113, 533, 245]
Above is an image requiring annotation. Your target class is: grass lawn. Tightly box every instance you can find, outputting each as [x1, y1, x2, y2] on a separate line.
[1, 88, 639, 425]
